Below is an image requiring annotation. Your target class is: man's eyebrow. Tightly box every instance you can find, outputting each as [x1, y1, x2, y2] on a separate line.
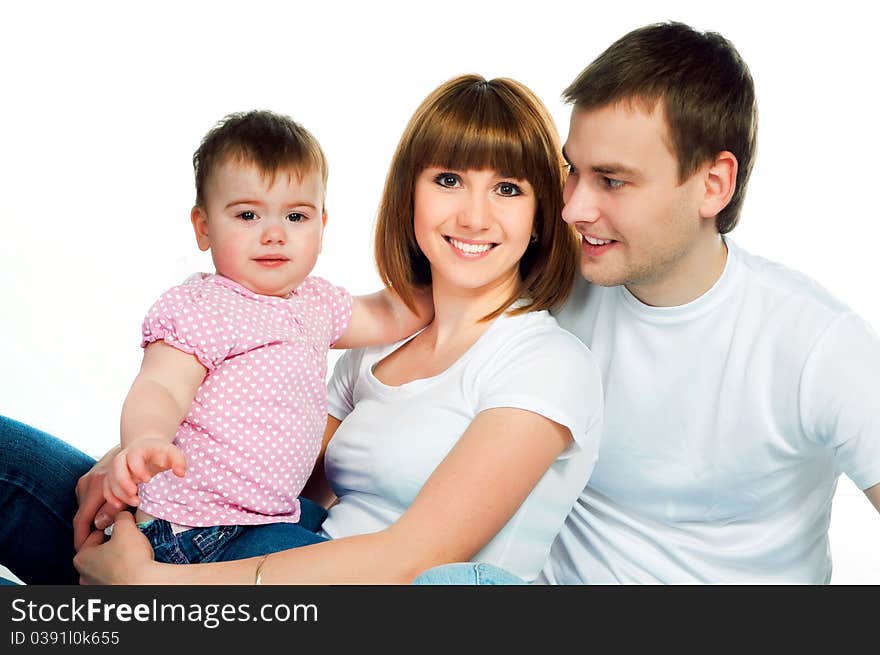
[592, 163, 641, 179]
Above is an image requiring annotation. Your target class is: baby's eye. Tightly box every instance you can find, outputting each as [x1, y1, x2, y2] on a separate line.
[434, 172, 462, 188]
[497, 182, 523, 197]
[286, 212, 304, 223]
[237, 211, 257, 221]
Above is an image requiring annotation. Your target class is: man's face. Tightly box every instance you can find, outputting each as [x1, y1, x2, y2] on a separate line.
[561, 101, 711, 302]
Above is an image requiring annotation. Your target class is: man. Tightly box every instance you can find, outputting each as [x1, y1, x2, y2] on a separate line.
[540, 21, 880, 583]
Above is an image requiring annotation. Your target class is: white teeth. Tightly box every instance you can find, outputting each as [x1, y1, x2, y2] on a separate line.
[449, 238, 493, 254]
[584, 235, 612, 246]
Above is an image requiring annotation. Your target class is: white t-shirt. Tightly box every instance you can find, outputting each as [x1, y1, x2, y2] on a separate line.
[540, 239, 880, 584]
[321, 309, 603, 581]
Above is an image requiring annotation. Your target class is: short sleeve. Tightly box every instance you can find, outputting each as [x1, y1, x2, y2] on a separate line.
[141, 282, 231, 371]
[800, 312, 880, 490]
[296, 276, 353, 347]
[476, 327, 603, 458]
[326, 347, 366, 421]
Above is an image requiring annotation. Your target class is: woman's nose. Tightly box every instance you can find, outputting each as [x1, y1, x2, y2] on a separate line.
[456, 193, 492, 231]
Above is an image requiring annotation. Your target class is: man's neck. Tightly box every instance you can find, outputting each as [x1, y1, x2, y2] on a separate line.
[626, 235, 728, 307]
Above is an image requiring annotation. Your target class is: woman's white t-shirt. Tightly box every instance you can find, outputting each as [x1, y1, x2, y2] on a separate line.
[320, 308, 603, 581]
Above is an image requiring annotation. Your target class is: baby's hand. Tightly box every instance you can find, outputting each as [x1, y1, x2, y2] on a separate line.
[103, 438, 187, 509]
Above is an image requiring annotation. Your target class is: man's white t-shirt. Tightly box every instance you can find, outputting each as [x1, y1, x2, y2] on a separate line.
[321, 309, 603, 582]
[541, 239, 880, 584]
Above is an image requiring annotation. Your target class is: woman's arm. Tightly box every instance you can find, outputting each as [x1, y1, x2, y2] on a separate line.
[299, 415, 341, 509]
[332, 286, 433, 350]
[72, 444, 122, 550]
[74, 407, 571, 584]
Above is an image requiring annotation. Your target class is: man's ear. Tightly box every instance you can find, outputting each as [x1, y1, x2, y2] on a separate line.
[699, 151, 738, 219]
[191, 206, 211, 251]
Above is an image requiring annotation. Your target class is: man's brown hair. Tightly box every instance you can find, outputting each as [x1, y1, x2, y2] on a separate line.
[192, 109, 328, 207]
[375, 74, 578, 319]
[563, 22, 758, 234]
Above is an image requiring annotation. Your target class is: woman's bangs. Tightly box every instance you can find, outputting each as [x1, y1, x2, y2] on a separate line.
[412, 103, 535, 181]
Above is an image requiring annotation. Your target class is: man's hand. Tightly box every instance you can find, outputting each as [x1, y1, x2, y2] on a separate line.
[103, 438, 187, 508]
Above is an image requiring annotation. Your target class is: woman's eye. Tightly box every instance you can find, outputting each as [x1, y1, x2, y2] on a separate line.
[497, 182, 522, 197]
[435, 172, 461, 188]
[286, 212, 304, 223]
[237, 211, 257, 221]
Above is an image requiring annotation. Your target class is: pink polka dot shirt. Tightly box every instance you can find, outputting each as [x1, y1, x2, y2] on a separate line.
[137, 273, 352, 527]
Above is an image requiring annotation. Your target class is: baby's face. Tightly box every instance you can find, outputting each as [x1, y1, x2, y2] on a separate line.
[192, 159, 326, 297]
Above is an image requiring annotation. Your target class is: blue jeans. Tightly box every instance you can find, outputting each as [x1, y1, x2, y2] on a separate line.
[0, 416, 329, 583]
[412, 563, 528, 585]
[141, 498, 328, 564]
[0, 416, 95, 584]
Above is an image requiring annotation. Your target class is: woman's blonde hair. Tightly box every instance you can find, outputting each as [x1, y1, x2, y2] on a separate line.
[375, 74, 578, 320]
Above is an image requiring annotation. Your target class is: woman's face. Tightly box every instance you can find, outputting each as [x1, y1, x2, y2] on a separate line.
[413, 167, 536, 295]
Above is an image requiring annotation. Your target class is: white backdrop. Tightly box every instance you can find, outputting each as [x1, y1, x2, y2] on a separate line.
[1, 1, 877, 583]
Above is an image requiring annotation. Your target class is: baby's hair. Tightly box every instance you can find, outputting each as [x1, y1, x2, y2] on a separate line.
[193, 110, 328, 207]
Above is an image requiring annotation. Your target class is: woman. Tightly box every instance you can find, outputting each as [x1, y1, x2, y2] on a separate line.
[3, 74, 603, 584]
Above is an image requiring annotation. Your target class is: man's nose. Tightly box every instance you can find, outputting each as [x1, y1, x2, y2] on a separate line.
[562, 178, 601, 225]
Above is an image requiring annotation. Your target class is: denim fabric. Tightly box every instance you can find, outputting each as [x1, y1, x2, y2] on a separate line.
[142, 498, 329, 564]
[0, 416, 95, 584]
[0, 415, 330, 583]
[412, 562, 528, 585]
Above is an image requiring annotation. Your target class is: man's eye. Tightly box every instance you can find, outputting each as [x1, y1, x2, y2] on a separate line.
[435, 172, 461, 188]
[237, 211, 257, 221]
[287, 212, 304, 223]
[497, 182, 522, 197]
[603, 177, 625, 190]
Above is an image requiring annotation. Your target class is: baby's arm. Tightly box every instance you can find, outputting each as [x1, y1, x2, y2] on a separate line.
[103, 341, 207, 508]
[332, 286, 433, 349]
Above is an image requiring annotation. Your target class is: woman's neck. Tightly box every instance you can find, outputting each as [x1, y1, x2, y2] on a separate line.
[421, 270, 520, 350]
[369, 269, 522, 387]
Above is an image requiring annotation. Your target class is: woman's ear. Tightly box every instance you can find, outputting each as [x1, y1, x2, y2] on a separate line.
[191, 206, 211, 251]
[699, 151, 738, 219]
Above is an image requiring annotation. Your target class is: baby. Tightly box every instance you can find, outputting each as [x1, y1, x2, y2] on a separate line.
[101, 110, 430, 564]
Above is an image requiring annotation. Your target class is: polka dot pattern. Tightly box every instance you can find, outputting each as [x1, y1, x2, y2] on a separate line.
[137, 273, 352, 527]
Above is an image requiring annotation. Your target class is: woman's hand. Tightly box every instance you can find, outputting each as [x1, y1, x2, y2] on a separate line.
[74, 512, 158, 584]
[73, 445, 128, 551]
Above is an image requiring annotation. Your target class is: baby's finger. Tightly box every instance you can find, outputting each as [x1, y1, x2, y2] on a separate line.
[168, 445, 187, 477]
[102, 476, 127, 510]
[107, 469, 140, 507]
[128, 453, 154, 485]
[111, 454, 139, 499]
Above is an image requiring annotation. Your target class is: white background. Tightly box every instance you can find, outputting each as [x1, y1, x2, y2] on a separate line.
[1, 1, 877, 583]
